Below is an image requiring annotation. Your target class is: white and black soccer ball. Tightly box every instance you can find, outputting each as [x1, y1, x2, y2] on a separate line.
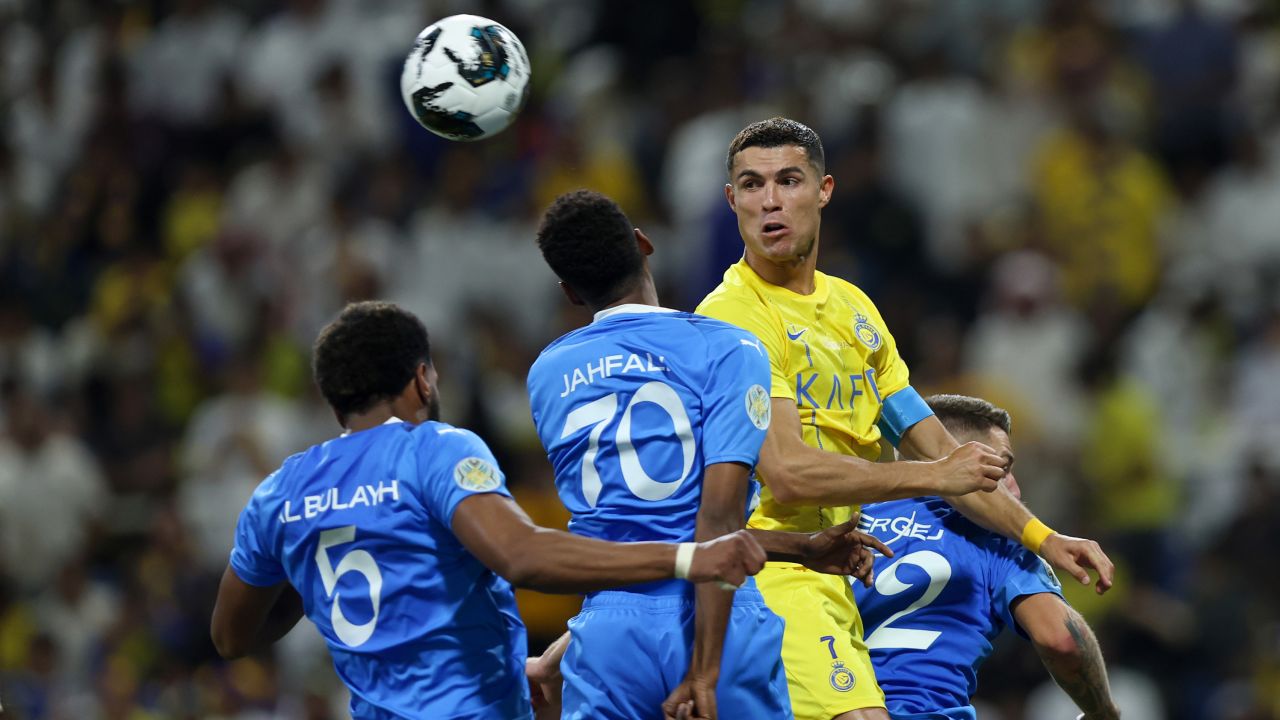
[399, 15, 531, 142]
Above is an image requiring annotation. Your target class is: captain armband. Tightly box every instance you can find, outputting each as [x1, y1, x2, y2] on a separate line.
[876, 386, 933, 448]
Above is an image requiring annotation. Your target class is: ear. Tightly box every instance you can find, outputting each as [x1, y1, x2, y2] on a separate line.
[817, 174, 834, 209]
[634, 227, 654, 256]
[559, 281, 586, 306]
[724, 183, 737, 211]
[414, 362, 433, 405]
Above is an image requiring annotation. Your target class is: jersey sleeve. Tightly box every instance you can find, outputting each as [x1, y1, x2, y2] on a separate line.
[418, 428, 514, 527]
[229, 478, 288, 587]
[989, 538, 1066, 639]
[700, 328, 773, 467]
[696, 296, 792, 401]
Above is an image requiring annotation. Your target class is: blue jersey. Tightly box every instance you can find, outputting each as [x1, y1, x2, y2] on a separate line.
[851, 497, 1064, 720]
[527, 306, 772, 557]
[230, 420, 532, 720]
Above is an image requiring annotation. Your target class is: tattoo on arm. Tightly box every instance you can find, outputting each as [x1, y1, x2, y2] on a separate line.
[1051, 615, 1116, 718]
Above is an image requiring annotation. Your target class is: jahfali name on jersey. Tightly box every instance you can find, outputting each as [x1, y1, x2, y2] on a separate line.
[560, 353, 667, 397]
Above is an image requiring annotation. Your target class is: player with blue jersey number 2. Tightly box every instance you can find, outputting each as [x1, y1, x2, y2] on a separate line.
[525, 191, 892, 720]
[209, 301, 771, 720]
[854, 394, 1120, 720]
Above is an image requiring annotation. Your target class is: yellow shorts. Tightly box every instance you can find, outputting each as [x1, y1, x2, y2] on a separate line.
[755, 563, 885, 719]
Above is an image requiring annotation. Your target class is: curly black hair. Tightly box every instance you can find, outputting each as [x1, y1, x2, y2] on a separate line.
[536, 189, 644, 309]
[925, 394, 1012, 439]
[725, 117, 825, 177]
[312, 301, 431, 420]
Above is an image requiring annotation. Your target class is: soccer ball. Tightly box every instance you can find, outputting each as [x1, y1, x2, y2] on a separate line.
[399, 15, 531, 142]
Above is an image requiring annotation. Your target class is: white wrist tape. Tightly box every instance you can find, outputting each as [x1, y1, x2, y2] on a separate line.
[674, 542, 697, 580]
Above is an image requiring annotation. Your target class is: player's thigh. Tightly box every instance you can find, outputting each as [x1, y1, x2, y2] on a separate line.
[716, 602, 793, 719]
[756, 566, 885, 720]
[560, 601, 686, 720]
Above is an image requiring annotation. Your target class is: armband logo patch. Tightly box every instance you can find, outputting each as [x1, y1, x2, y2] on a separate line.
[829, 660, 856, 692]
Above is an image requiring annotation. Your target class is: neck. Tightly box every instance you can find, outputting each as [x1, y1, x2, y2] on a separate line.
[744, 245, 819, 295]
[592, 274, 660, 314]
[344, 399, 420, 433]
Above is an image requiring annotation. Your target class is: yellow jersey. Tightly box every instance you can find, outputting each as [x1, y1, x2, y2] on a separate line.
[697, 259, 911, 534]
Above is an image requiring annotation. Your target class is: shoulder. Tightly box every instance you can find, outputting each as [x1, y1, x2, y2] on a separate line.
[409, 421, 490, 456]
[697, 288, 784, 339]
[822, 272, 879, 310]
[682, 313, 763, 345]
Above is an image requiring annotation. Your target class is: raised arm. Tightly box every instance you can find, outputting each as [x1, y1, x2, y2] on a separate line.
[450, 493, 766, 594]
[899, 416, 1114, 593]
[757, 398, 1002, 506]
[1012, 593, 1120, 720]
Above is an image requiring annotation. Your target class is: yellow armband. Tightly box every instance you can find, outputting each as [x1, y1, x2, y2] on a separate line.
[1020, 518, 1055, 554]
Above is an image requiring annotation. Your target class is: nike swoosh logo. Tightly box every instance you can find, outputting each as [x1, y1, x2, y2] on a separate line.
[786, 328, 807, 341]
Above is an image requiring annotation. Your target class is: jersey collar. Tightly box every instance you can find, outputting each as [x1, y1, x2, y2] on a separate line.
[592, 304, 679, 323]
[340, 415, 405, 438]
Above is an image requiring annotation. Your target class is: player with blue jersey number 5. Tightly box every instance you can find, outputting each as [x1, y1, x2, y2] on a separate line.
[209, 301, 772, 720]
[525, 190, 891, 720]
[854, 394, 1120, 720]
[696, 117, 1115, 720]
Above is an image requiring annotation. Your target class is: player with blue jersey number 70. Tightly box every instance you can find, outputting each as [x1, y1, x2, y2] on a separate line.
[525, 190, 892, 720]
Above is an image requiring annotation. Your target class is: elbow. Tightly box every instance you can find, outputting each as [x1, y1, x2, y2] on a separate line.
[494, 549, 539, 589]
[765, 468, 806, 506]
[1033, 625, 1081, 662]
[211, 625, 249, 660]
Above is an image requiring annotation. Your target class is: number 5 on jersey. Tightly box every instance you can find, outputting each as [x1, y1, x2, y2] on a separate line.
[316, 526, 383, 647]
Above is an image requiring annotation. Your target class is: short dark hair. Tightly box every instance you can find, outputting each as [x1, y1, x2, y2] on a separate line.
[536, 190, 644, 308]
[313, 301, 431, 420]
[925, 394, 1012, 438]
[726, 117, 825, 177]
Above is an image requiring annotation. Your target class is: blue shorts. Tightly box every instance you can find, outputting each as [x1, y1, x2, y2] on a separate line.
[560, 579, 792, 720]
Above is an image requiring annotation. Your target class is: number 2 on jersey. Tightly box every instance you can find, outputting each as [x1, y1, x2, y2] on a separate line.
[316, 526, 383, 647]
[864, 550, 952, 651]
[560, 380, 694, 507]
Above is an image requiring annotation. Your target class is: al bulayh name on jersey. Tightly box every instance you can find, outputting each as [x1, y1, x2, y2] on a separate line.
[278, 480, 402, 524]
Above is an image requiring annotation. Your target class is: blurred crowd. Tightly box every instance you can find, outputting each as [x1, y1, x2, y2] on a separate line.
[1, 0, 1279, 717]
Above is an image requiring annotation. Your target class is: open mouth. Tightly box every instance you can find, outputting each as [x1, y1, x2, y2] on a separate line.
[762, 222, 788, 238]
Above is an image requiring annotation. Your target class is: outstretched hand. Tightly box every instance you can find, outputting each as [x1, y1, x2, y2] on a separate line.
[1039, 533, 1114, 594]
[799, 517, 893, 584]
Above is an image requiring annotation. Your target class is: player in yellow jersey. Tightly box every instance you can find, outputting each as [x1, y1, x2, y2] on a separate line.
[696, 117, 1116, 720]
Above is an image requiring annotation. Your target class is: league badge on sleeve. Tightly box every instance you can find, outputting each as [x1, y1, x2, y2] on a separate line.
[454, 457, 502, 492]
[853, 313, 882, 351]
[745, 384, 771, 430]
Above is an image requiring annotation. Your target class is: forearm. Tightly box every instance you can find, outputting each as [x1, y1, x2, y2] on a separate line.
[1037, 611, 1120, 719]
[767, 445, 939, 506]
[689, 501, 741, 680]
[746, 529, 809, 563]
[506, 529, 677, 593]
[898, 419, 1033, 542]
[942, 484, 1034, 541]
